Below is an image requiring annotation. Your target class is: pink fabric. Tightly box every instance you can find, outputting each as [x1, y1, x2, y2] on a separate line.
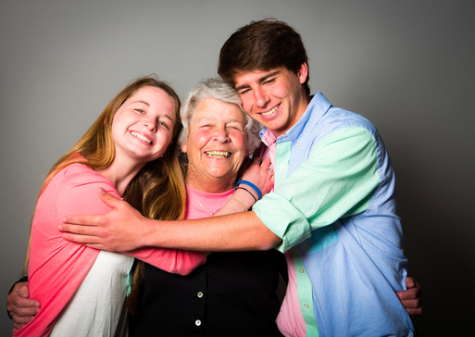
[14, 163, 205, 337]
[259, 131, 307, 337]
[276, 252, 306, 337]
[185, 185, 234, 220]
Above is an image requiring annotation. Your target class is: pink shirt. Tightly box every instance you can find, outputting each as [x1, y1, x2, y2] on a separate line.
[185, 185, 234, 220]
[14, 163, 206, 337]
[259, 131, 307, 337]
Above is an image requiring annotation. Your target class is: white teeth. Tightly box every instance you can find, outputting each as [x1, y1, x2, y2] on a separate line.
[206, 151, 230, 158]
[131, 132, 151, 144]
[262, 106, 278, 116]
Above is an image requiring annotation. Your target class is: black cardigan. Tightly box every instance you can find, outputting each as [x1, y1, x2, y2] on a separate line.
[129, 249, 288, 337]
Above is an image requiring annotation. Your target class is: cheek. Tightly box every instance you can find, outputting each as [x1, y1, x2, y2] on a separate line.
[270, 84, 288, 98]
[187, 130, 212, 155]
[232, 133, 247, 151]
[192, 130, 212, 146]
[240, 97, 253, 113]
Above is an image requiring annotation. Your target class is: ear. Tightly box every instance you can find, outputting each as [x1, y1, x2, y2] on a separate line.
[297, 62, 309, 85]
[181, 144, 187, 153]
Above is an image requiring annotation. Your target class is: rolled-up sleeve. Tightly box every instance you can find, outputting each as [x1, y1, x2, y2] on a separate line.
[253, 127, 381, 252]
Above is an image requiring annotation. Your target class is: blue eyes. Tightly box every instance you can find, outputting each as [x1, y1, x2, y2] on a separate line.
[135, 109, 145, 114]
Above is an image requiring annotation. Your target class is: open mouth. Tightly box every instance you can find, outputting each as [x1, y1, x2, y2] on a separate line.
[261, 105, 278, 116]
[131, 132, 151, 144]
[205, 151, 231, 158]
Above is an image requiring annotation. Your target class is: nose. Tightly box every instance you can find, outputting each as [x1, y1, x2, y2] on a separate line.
[143, 117, 158, 132]
[213, 126, 230, 143]
[253, 87, 269, 108]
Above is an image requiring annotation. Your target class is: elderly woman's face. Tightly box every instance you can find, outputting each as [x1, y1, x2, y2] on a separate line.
[182, 98, 249, 188]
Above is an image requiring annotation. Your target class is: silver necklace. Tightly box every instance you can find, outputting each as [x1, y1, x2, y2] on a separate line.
[196, 198, 229, 216]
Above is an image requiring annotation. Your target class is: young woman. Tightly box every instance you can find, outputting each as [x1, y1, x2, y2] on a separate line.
[13, 77, 207, 337]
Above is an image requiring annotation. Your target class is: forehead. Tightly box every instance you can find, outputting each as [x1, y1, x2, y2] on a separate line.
[192, 98, 246, 124]
[127, 86, 175, 111]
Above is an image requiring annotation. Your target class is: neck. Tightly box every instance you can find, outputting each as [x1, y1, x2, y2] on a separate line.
[186, 173, 235, 194]
[95, 160, 146, 196]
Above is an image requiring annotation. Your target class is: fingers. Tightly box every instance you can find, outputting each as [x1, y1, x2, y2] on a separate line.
[396, 286, 418, 301]
[397, 277, 422, 300]
[396, 277, 422, 319]
[405, 275, 415, 288]
[252, 157, 273, 173]
[13, 322, 27, 330]
[60, 231, 102, 246]
[18, 284, 30, 299]
[7, 284, 40, 326]
[58, 220, 107, 248]
[407, 307, 422, 319]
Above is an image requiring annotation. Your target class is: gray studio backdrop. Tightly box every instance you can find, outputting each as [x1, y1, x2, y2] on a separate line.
[1, 0, 474, 335]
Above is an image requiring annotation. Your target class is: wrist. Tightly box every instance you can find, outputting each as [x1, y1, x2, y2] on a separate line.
[139, 217, 156, 248]
[235, 180, 261, 200]
[232, 188, 257, 210]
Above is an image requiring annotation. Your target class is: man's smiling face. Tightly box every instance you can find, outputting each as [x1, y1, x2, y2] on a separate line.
[233, 63, 309, 137]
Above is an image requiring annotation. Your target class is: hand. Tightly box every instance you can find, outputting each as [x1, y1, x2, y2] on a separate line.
[7, 282, 40, 330]
[58, 188, 148, 251]
[240, 157, 275, 198]
[397, 276, 422, 319]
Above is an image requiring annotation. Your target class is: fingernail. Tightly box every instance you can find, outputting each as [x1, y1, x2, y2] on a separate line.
[62, 217, 67, 223]
[58, 225, 63, 231]
[99, 187, 105, 195]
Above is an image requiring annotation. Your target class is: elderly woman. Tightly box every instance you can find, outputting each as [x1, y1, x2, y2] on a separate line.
[128, 77, 287, 336]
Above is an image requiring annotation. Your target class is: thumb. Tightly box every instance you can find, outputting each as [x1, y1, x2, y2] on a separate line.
[405, 276, 415, 288]
[97, 187, 121, 209]
[19, 284, 30, 298]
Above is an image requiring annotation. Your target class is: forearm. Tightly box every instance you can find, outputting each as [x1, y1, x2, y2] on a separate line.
[125, 248, 207, 275]
[140, 211, 281, 252]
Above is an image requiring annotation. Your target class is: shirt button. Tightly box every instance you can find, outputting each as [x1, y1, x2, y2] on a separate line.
[197, 291, 204, 298]
[195, 319, 202, 326]
[279, 164, 285, 170]
[299, 268, 305, 274]
[304, 304, 310, 310]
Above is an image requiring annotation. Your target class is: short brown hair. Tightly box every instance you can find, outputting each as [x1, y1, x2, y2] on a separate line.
[218, 19, 310, 96]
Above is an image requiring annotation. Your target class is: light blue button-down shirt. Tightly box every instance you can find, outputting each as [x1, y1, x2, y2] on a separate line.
[253, 92, 414, 336]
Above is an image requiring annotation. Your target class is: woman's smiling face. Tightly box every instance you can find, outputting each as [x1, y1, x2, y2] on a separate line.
[111, 86, 176, 165]
[182, 98, 249, 192]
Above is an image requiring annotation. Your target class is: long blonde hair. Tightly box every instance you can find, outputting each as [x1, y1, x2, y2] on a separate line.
[22, 76, 187, 314]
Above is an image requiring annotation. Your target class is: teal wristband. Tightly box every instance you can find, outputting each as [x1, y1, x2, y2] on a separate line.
[235, 180, 262, 200]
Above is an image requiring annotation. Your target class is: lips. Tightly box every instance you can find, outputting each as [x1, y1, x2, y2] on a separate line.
[131, 131, 152, 144]
[205, 150, 231, 158]
[261, 105, 279, 116]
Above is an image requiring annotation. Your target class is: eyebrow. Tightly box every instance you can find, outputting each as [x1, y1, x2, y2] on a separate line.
[132, 100, 175, 121]
[234, 70, 281, 91]
[162, 114, 174, 122]
[195, 116, 243, 125]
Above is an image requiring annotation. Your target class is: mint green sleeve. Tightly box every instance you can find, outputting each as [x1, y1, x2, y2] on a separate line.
[252, 127, 380, 252]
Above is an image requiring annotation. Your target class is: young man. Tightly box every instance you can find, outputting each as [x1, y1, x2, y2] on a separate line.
[37, 20, 418, 336]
